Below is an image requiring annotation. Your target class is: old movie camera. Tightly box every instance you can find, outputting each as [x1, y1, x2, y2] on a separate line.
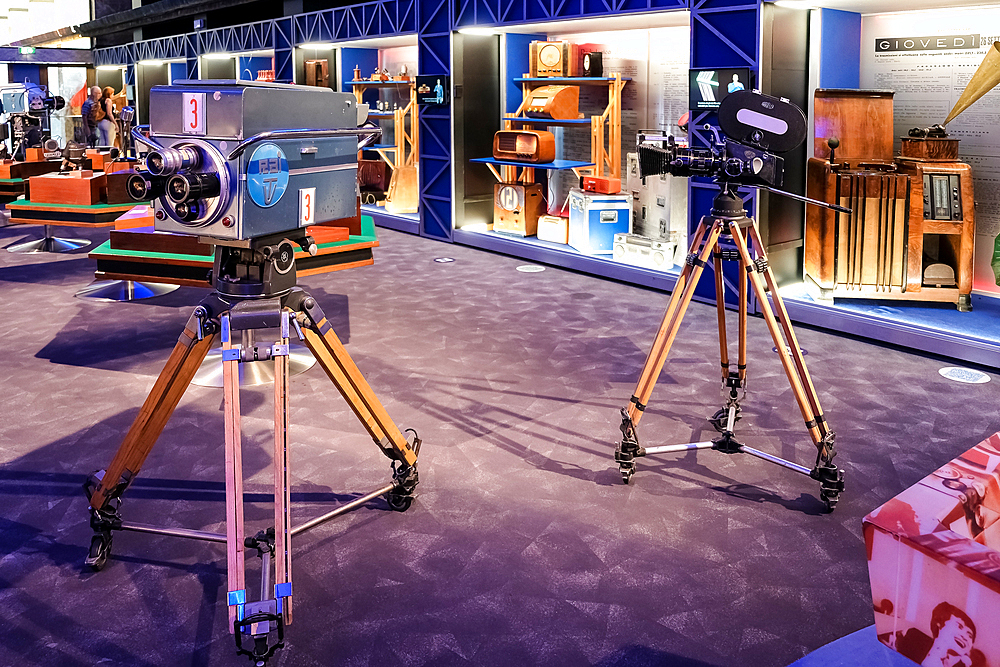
[636, 89, 805, 189]
[618, 89, 846, 510]
[86, 81, 421, 665]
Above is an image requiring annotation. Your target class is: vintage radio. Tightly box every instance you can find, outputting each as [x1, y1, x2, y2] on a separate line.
[494, 182, 544, 237]
[529, 41, 579, 78]
[612, 233, 675, 270]
[581, 175, 620, 195]
[582, 51, 603, 77]
[492, 130, 555, 163]
[537, 214, 568, 244]
[805, 88, 975, 311]
[523, 85, 579, 120]
[304, 59, 330, 88]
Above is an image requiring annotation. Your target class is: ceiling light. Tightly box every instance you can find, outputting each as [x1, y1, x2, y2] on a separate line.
[138, 59, 164, 66]
[97, 64, 125, 70]
[203, 52, 232, 59]
[458, 27, 500, 35]
[299, 42, 334, 49]
[773, 0, 817, 8]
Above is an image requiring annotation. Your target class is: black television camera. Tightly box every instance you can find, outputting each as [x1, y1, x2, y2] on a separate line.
[636, 89, 806, 190]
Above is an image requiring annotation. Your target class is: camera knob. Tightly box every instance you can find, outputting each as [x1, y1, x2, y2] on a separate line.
[724, 159, 744, 178]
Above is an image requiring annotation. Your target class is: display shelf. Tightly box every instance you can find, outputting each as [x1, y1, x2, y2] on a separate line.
[513, 77, 632, 84]
[505, 117, 593, 125]
[353, 77, 419, 215]
[362, 203, 420, 234]
[349, 79, 414, 87]
[470, 157, 593, 170]
[777, 289, 1000, 369]
[453, 227, 684, 294]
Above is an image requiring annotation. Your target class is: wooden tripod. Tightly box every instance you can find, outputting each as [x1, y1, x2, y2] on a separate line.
[615, 185, 844, 510]
[84, 267, 420, 664]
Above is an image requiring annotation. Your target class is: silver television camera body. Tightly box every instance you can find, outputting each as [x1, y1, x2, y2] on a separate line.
[138, 80, 365, 242]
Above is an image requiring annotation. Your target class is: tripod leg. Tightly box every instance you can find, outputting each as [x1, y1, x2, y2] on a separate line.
[274, 312, 293, 626]
[626, 219, 720, 425]
[745, 222, 831, 441]
[713, 252, 730, 386]
[290, 292, 419, 509]
[728, 222, 844, 509]
[87, 309, 215, 512]
[616, 220, 724, 483]
[221, 315, 247, 633]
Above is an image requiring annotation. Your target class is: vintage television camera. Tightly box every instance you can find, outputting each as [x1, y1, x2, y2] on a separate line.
[128, 80, 367, 242]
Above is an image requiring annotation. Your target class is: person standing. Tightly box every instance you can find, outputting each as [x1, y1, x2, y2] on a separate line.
[80, 86, 101, 148]
[98, 87, 117, 148]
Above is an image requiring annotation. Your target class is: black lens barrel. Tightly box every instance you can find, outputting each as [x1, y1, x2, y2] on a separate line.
[166, 172, 221, 203]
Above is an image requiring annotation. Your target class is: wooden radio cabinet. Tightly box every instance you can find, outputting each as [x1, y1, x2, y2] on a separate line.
[804, 89, 974, 311]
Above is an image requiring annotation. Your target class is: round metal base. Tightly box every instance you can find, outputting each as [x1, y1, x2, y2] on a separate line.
[191, 343, 317, 388]
[6, 236, 91, 253]
[74, 280, 180, 302]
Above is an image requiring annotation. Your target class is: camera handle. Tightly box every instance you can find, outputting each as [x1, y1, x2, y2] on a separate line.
[756, 184, 851, 215]
[227, 126, 382, 160]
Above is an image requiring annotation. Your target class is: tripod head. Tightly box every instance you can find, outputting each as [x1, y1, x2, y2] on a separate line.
[211, 231, 317, 300]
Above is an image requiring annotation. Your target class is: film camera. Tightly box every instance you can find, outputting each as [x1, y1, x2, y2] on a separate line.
[128, 80, 370, 242]
[636, 89, 806, 190]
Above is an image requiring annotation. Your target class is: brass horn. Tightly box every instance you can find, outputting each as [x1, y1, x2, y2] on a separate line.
[945, 41, 1000, 125]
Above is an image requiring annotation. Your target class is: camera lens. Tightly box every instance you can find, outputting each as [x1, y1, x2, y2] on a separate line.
[166, 172, 221, 203]
[146, 146, 201, 176]
[174, 200, 202, 222]
[126, 173, 166, 201]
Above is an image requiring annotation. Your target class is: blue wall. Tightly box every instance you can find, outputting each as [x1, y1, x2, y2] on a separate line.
[503, 33, 544, 114]
[819, 9, 861, 89]
[10, 64, 42, 86]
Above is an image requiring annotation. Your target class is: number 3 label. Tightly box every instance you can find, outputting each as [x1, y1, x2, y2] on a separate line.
[182, 93, 206, 135]
[299, 188, 316, 227]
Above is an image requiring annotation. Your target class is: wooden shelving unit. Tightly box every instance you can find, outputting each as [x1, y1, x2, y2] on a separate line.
[351, 78, 419, 214]
[491, 74, 628, 185]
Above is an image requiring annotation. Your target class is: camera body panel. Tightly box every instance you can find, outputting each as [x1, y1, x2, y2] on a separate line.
[146, 80, 360, 241]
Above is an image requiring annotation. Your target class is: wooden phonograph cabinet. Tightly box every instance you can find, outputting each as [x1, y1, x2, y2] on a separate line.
[805, 89, 975, 311]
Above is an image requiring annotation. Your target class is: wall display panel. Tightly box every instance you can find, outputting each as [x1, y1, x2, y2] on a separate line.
[861, 7, 1000, 297]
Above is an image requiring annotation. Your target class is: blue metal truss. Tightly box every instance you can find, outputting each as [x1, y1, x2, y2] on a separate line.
[417, 0, 452, 240]
[453, 0, 688, 29]
[688, 0, 762, 306]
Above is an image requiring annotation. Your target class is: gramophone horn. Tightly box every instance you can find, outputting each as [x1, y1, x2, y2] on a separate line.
[945, 41, 1000, 125]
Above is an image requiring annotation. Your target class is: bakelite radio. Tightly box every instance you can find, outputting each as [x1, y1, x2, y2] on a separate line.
[523, 85, 579, 120]
[493, 182, 544, 237]
[492, 129, 555, 163]
[529, 41, 579, 77]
